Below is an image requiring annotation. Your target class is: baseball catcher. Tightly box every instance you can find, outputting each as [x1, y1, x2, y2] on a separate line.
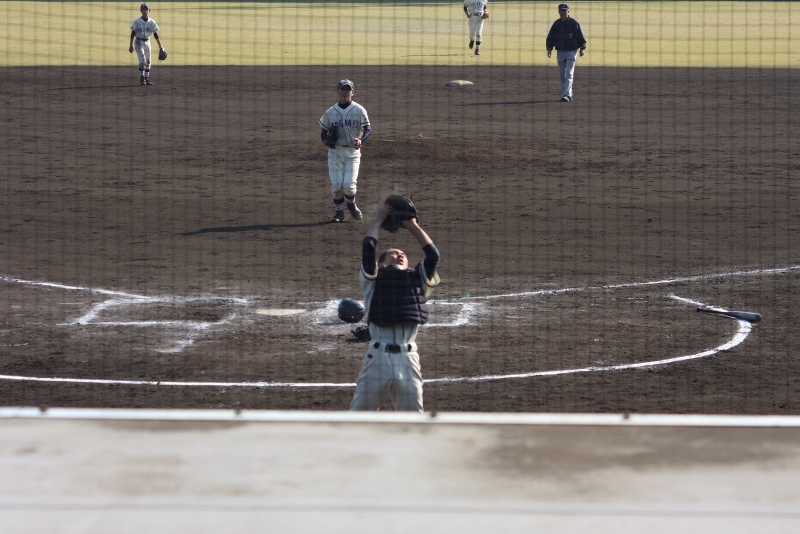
[380, 194, 418, 233]
[158, 47, 168, 61]
[349, 202, 441, 412]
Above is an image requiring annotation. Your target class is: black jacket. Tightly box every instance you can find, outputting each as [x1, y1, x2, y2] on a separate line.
[546, 17, 587, 52]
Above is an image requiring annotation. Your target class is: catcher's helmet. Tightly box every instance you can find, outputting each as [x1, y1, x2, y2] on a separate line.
[338, 298, 366, 323]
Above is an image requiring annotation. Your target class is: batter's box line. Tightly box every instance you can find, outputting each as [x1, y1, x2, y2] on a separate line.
[0, 294, 754, 388]
[0, 275, 249, 353]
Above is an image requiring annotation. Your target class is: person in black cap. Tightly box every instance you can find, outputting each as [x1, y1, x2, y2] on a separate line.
[129, 3, 166, 86]
[349, 202, 441, 411]
[546, 3, 587, 102]
[318, 79, 372, 222]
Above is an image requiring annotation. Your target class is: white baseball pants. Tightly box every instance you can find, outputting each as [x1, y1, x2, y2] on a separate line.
[468, 16, 485, 42]
[350, 323, 423, 412]
[328, 146, 360, 200]
[134, 39, 152, 70]
[557, 49, 578, 98]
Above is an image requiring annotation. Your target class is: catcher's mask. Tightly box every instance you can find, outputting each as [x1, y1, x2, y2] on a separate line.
[338, 298, 366, 323]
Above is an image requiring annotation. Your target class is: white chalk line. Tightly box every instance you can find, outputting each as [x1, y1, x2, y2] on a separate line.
[2, 274, 249, 353]
[1, 273, 473, 354]
[427, 296, 752, 384]
[0, 306, 750, 388]
[435, 265, 800, 303]
[0, 264, 784, 388]
[0, 275, 147, 299]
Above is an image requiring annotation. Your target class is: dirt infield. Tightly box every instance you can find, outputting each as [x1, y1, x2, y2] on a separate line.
[1, 65, 799, 412]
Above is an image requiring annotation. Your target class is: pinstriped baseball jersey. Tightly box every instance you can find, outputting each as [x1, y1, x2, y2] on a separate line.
[319, 103, 370, 148]
[131, 17, 159, 39]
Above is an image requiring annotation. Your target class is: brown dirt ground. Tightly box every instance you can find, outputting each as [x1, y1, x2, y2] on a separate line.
[1, 65, 799, 413]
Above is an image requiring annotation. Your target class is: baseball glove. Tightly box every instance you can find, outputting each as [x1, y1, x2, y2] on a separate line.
[158, 48, 168, 61]
[352, 324, 371, 342]
[326, 125, 339, 149]
[481, 12, 489, 19]
[338, 298, 366, 323]
[381, 194, 418, 233]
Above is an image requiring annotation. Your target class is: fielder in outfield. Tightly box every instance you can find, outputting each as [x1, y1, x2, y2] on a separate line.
[463, 0, 489, 56]
[350, 204, 441, 412]
[129, 3, 166, 86]
[319, 79, 372, 223]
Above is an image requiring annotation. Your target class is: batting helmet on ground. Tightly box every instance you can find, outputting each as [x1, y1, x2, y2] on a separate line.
[338, 298, 366, 323]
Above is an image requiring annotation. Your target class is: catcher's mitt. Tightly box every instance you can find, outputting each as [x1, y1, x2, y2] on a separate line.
[158, 48, 168, 61]
[381, 194, 418, 233]
[481, 12, 489, 19]
[352, 324, 371, 342]
[326, 125, 339, 149]
[338, 298, 366, 323]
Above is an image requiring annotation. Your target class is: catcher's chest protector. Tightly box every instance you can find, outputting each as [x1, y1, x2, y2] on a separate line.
[368, 269, 429, 326]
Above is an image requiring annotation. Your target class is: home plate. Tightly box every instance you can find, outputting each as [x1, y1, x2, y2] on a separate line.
[446, 80, 473, 87]
[254, 309, 306, 316]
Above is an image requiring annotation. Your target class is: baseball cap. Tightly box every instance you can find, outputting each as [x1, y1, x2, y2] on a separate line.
[337, 79, 355, 90]
[558, 3, 569, 10]
[140, 3, 150, 11]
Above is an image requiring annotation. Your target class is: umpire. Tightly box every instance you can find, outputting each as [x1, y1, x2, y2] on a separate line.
[546, 3, 587, 102]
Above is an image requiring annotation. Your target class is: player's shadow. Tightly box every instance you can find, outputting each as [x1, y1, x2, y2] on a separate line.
[50, 85, 138, 90]
[459, 100, 549, 106]
[181, 222, 329, 236]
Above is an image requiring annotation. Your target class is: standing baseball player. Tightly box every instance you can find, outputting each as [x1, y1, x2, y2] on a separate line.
[463, 0, 489, 55]
[350, 203, 441, 412]
[319, 79, 371, 223]
[546, 3, 587, 102]
[129, 3, 166, 86]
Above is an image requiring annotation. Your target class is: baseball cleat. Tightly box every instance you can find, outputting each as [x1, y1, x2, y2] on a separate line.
[330, 210, 345, 223]
[475, 49, 480, 55]
[561, 96, 570, 102]
[140, 78, 147, 85]
[145, 79, 154, 85]
[469, 40, 474, 49]
[347, 203, 363, 220]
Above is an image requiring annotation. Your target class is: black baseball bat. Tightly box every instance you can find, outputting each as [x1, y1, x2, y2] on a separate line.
[696, 307, 762, 323]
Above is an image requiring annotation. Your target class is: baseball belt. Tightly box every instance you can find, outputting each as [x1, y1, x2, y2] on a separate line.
[373, 342, 413, 353]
